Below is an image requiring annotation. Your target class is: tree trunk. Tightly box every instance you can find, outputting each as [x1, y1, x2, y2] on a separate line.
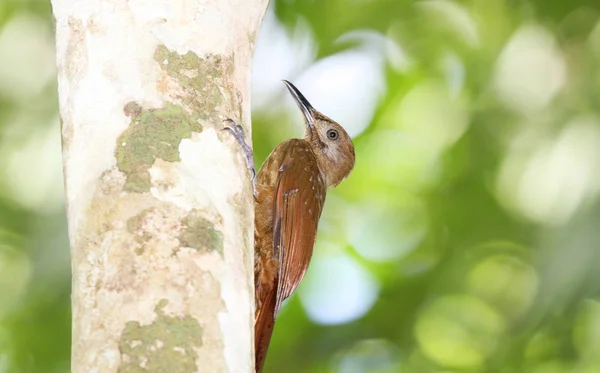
[51, 1, 268, 372]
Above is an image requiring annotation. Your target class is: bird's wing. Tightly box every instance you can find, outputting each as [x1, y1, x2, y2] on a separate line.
[273, 139, 326, 317]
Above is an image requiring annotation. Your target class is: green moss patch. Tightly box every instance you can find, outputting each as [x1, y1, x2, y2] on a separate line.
[179, 210, 223, 256]
[116, 103, 202, 193]
[126, 209, 155, 254]
[118, 299, 203, 373]
[154, 46, 235, 122]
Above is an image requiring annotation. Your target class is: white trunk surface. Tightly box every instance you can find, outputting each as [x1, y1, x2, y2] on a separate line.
[51, 1, 268, 372]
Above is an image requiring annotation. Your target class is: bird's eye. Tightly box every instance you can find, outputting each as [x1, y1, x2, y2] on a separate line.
[326, 129, 339, 140]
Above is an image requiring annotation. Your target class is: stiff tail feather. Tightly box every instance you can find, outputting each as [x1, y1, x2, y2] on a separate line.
[255, 284, 277, 373]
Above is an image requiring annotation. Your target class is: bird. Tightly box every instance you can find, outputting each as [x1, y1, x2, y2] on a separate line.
[224, 80, 355, 372]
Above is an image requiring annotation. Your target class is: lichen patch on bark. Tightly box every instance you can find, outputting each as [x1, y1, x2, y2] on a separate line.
[126, 208, 155, 254]
[153, 46, 239, 123]
[179, 209, 224, 255]
[116, 102, 203, 193]
[118, 299, 203, 373]
[65, 17, 88, 88]
[73, 169, 228, 371]
[60, 17, 88, 151]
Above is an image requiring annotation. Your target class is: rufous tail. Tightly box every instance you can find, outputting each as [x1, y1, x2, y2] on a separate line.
[255, 285, 277, 373]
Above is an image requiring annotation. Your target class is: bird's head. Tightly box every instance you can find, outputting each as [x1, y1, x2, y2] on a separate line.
[283, 80, 355, 188]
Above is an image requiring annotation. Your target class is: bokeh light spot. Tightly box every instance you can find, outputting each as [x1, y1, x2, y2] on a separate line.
[252, 8, 316, 111]
[299, 253, 379, 325]
[496, 116, 600, 226]
[417, 0, 480, 47]
[350, 130, 441, 193]
[493, 25, 565, 114]
[346, 199, 427, 262]
[442, 52, 465, 97]
[0, 13, 56, 101]
[415, 294, 505, 368]
[384, 80, 469, 153]
[294, 35, 387, 138]
[336, 339, 402, 373]
[468, 254, 539, 320]
[1, 117, 65, 213]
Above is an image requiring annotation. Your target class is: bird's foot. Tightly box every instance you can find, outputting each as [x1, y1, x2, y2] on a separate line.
[222, 119, 257, 197]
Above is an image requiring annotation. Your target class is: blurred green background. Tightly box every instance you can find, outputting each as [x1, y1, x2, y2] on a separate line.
[1, 0, 600, 372]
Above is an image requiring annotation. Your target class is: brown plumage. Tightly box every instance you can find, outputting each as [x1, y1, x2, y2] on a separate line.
[252, 81, 355, 372]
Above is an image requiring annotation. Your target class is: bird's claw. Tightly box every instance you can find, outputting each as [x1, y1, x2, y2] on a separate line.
[222, 119, 258, 197]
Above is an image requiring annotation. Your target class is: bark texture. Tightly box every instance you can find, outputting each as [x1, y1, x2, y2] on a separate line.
[51, 0, 268, 372]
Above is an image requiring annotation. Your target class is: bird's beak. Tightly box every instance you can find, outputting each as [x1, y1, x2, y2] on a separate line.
[283, 80, 314, 127]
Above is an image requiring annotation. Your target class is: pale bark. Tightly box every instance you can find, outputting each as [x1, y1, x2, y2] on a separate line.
[51, 0, 268, 372]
